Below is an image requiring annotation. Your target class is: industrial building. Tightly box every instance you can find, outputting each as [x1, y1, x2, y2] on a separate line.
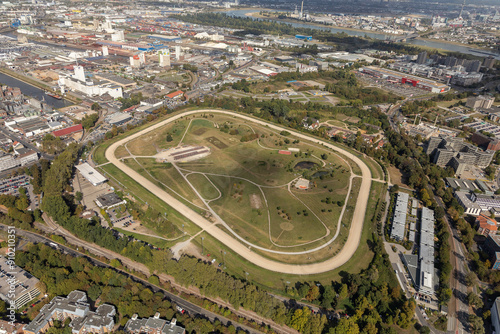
[58, 66, 123, 99]
[105, 112, 133, 126]
[359, 66, 450, 93]
[390, 192, 409, 241]
[445, 177, 493, 195]
[93, 73, 137, 88]
[0, 256, 40, 309]
[24, 291, 115, 334]
[53, 124, 83, 138]
[0, 149, 38, 173]
[147, 34, 181, 42]
[4, 117, 53, 137]
[75, 163, 107, 186]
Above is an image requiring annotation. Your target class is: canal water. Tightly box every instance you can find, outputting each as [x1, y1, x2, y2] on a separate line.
[0, 72, 71, 109]
[224, 9, 500, 60]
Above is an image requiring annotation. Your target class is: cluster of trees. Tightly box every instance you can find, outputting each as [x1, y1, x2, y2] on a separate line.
[0, 193, 35, 230]
[41, 134, 66, 154]
[118, 92, 144, 111]
[104, 125, 125, 140]
[15, 243, 237, 334]
[400, 100, 437, 116]
[77, 113, 99, 130]
[231, 79, 251, 93]
[182, 64, 198, 73]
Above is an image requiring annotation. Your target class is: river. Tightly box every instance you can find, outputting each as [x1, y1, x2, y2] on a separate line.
[0, 72, 71, 109]
[224, 9, 500, 60]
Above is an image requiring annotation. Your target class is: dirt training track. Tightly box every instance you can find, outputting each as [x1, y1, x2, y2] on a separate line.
[105, 109, 373, 275]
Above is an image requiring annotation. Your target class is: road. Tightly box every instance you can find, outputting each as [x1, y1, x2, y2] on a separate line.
[0, 126, 52, 160]
[104, 109, 372, 275]
[0, 224, 265, 334]
[434, 195, 470, 334]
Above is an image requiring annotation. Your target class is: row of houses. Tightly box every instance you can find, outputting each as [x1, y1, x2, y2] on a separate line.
[401, 207, 438, 298]
[390, 192, 410, 241]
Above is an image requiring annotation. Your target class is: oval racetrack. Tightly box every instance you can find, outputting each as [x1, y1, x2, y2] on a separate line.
[105, 109, 372, 274]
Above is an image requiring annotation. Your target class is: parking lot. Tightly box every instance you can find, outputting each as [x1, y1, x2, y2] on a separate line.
[356, 72, 430, 99]
[72, 170, 112, 226]
[107, 206, 135, 227]
[0, 175, 39, 211]
[0, 175, 30, 194]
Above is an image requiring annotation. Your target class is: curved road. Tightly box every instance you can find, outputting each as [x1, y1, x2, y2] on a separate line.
[105, 109, 372, 275]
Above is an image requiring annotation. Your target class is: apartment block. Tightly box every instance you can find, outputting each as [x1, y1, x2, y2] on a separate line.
[24, 291, 115, 334]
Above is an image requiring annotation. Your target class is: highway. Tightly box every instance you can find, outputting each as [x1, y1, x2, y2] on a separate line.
[0, 223, 266, 334]
[105, 109, 373, 275]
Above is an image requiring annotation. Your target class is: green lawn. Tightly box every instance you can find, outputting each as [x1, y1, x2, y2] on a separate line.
[189, 179, 384, 291]
[186, 173, 220, 200]
[93, 110, 380, 278]
[123, 158, 208, 214]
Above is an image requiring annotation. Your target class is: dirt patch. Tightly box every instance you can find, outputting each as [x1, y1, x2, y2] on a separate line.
[250, 193, 262, 209]
[192, 127, 208, 136]
[324, 96, 340, 105]
[178, 240, 203, 258]
[280, 222, 294, 231]
[388, 165, 412, 189]
[206, 136, 228, 149]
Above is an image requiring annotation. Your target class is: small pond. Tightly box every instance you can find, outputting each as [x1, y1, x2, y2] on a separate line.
[294, 161, 317, 170]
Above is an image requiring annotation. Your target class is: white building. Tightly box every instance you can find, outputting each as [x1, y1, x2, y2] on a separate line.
[58, 66, 123, 99]
[75, 163, 107, 186]
[111, 30, 125, 42]
[158, 49, 170, 67]
[296, 62, 318, 73]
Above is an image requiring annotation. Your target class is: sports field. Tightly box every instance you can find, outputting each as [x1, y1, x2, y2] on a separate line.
[114, 113, 355, 253]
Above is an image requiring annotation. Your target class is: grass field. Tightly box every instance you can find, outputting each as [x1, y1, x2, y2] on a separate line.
[118, 113, 354, 252]
[186, 173, 220, 201]
[189, 179, 384, 290]
[123, 158, 208, 214]
[94, 110, 386, 275]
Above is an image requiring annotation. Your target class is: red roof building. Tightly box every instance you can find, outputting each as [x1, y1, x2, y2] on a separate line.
[476, 214, 498, 236]
[166, 90, 184, 100]
[52, 124, 83, 137]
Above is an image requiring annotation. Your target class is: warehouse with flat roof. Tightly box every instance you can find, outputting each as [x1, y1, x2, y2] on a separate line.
[76, 163, 107, 186]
